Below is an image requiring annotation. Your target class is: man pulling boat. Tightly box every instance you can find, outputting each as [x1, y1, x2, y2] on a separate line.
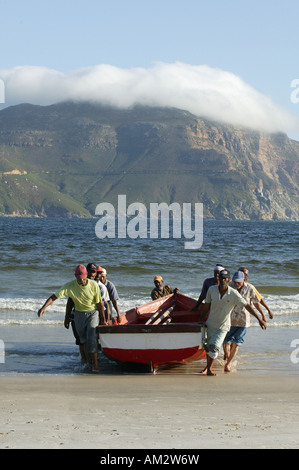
[194, 269, 267, 376]
[37, 265, 106, 372]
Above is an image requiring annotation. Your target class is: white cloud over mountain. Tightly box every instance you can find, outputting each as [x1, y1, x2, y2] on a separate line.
[1, 62, 298, 133]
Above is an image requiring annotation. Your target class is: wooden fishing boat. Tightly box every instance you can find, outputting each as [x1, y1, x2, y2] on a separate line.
[98, 293, 207, 372]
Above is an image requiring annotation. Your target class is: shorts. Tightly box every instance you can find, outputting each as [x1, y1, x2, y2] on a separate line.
[224, 326, 247, 346]
[73, 309, 99, 353]
[70, 313, 83, 346]
[207, 328, 228, 353]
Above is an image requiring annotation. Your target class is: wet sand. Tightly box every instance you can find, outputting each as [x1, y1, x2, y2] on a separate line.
[1, 370, 299, 450]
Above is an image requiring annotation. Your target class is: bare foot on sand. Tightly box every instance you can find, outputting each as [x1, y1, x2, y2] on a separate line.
[200, 367, 217, 376]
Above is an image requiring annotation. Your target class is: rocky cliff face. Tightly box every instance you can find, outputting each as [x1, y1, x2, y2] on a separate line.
[183, 120, 299, 219]
[0, 102, 298, 219]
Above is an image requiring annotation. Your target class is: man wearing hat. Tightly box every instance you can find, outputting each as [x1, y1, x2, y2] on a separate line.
[64, 262, 111, 360]
[197, 269, 266, 376]
[193, 263, 225, 309]
[151, 276, 179, 300]
[38, 265, 106, 372]
[86, 263, 98, 280]
[223, 270, 264, 372]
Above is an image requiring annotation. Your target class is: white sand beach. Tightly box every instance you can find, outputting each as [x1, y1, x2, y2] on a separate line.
[1, 371, 298, 450]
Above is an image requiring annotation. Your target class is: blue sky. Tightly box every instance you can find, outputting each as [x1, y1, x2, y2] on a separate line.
[1, 0, 299, 139]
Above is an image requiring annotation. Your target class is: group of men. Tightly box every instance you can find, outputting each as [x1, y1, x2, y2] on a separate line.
[38, 261, 273, 376]
[37, 263, 120, 372]
[151, 264, 273, 376]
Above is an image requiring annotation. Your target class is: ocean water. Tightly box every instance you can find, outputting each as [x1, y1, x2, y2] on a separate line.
[0, 216, 298, 375]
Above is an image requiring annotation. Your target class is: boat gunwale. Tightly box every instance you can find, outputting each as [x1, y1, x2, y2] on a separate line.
[98, 323, 205, 334]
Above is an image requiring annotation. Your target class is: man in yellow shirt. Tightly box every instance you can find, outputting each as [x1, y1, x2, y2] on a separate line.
[38, 265, 106, 372]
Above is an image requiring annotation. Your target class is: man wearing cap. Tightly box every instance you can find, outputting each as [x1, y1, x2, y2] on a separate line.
[64, 262, 111, 361]
[151, 276, 178, 300]
[64, 262, 100, 332]
[197, 269, 266, 376]
[223, 271, 263, 372]
[85, 263, 111, 321]
[98, 267, 121, 323]
[38, 265, 106, 372]
[193, 264, 225, 309]
[86, 263, 98, 280]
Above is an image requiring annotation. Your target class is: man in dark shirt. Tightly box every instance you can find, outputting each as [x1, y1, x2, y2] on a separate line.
[151, 275, 179, 300]
[193, 264, 225, 309]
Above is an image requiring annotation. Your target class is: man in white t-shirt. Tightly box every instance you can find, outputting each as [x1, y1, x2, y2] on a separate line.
[95, 266, 111, 322]
[98, 267, 121, 324]
[196, 269, 266, 376]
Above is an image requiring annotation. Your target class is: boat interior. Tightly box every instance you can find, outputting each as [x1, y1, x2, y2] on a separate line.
[117, 293, 206, 326]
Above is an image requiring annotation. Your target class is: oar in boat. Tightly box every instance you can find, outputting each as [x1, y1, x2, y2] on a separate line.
[145, 308, 163, 325]
[151, 304, 176, 325]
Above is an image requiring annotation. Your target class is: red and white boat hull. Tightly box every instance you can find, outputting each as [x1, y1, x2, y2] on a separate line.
[99, 324, 206, 368]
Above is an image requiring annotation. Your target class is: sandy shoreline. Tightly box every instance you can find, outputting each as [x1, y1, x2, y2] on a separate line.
[1, 370, 299, 450]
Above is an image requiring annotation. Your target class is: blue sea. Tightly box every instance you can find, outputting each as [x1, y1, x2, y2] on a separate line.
[0, 216, 298, 375]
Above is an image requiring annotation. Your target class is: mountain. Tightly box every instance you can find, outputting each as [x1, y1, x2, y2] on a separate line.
[0, 102, 298, 220]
